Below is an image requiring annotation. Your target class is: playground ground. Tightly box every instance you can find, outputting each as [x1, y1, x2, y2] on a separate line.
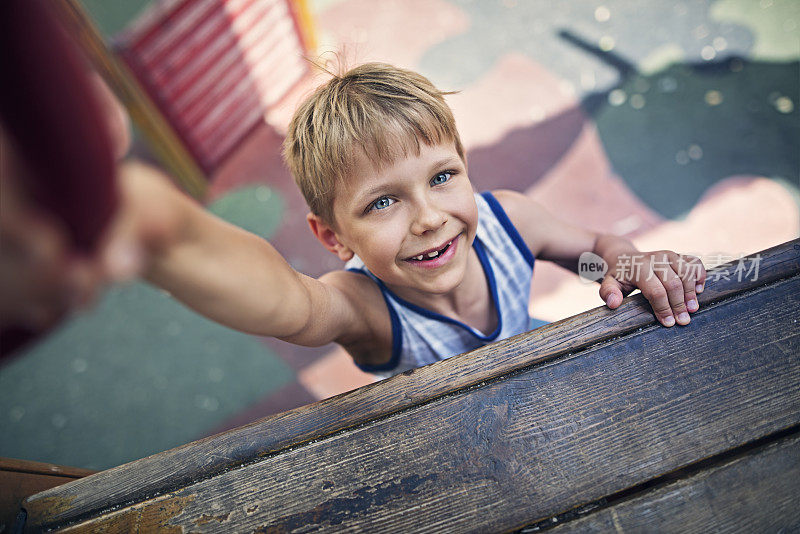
[1, 0, 798, 471]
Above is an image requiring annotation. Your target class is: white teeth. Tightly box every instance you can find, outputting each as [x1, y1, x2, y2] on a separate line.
[411, 239, 454, 261]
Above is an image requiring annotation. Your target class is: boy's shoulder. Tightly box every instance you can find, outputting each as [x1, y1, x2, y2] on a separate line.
[485, 188, 532, 216]
[483, 189, 560, 259]
[319, 267, 382, 301]
[484, 189, 540, 247]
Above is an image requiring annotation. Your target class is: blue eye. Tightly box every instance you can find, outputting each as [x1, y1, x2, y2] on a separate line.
[371, 196, 394, 210]
[431, 172, 452, 186]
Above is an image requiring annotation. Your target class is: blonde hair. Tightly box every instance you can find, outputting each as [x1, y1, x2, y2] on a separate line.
[283, 62, 465, 225]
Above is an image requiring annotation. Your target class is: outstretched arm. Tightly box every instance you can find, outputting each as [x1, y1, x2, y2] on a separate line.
[115, 161, 369, 346]
[491, 189, 706, 327]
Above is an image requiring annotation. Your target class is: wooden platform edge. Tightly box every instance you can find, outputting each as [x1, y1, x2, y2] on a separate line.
[36, 274, 800, 532]
[23, 239, 800, 529]
[537, 427, 800, 533]
[0, 458, 96, 480]
[0, 459, 95, 534]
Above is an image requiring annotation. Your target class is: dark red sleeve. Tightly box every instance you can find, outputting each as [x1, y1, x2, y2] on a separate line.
[0, 0, 118, 253]
[0, 0, 119, 357]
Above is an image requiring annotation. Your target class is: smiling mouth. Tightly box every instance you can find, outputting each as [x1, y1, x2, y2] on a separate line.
[406, 237, 456, 262]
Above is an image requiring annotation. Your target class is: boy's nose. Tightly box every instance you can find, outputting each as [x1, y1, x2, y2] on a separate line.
[410, 201, 447, 235]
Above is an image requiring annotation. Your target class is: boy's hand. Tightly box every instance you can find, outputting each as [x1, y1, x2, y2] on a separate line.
[0, 167, 145, 335]
[0, 182, 97, 330]
[595, 237, 706, 327]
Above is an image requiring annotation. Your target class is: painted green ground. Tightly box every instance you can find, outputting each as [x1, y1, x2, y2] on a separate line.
[0, 187, 290, 470]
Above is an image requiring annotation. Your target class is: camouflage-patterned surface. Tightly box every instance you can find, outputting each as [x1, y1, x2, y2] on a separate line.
[1, 0, 798, 470]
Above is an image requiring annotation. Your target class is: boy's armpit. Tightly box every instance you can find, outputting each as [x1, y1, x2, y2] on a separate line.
[327, 271, 392, 365]
[343, 340, 393, 368]
[320, 270, 395, 367]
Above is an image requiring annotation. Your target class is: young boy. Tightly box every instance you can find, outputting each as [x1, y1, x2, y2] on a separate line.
[128, 62, 705, 378]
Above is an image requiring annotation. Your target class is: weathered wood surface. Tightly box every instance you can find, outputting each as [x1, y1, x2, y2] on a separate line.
[0, 458, 96, 480]
[545, 434, 800, 534]
[0, 459, 94, 534]
[24, 239, 800, 530]
[53, 276, 800, 532]
[23, 240, 800, 532]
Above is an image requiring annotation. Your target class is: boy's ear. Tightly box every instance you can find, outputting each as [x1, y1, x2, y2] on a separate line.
[307, 213, 354, 262]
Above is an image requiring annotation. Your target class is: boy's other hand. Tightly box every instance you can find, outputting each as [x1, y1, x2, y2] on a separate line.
[598, 247, 706, 328]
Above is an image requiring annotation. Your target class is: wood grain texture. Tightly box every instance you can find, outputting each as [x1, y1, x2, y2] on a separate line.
[47, 272, 800, 532]
[0, 458, 96, 479]
[24, 240, 799, 529]
[545, 434, 800, 534]
[0, 460, 94, 534]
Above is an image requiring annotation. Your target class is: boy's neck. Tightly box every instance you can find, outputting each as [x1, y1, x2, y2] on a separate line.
[386, 247, 497, 334]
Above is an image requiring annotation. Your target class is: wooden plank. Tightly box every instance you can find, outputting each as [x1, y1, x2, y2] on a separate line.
[0, 458, 96, 479]
[41, 272, 800, 532]
[2, 472, 74, 534]
[23, 240, 800, 529]
[545, 433, 800, 533]
[0, 459, 94, 533]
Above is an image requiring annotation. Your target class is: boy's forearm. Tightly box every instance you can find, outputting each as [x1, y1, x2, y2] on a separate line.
[546, 232, 638, 276]
[592, 233, 639, 267]
[146, 229, 313, 337]
[118, 161, 314, 338]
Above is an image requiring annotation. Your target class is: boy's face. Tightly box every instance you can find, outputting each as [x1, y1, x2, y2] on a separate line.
[316, 141, 478, 300]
